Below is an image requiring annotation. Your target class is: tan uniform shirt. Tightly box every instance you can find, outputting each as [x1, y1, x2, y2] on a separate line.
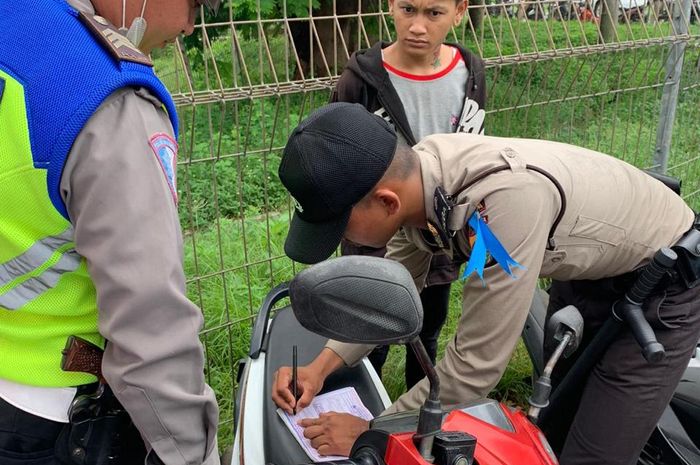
[327, 133, 694, 414]
[60, 1, 220, 464]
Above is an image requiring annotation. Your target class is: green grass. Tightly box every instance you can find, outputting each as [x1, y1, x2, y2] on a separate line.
[183, 212, 294, 443]
[153, 15, 700, 449]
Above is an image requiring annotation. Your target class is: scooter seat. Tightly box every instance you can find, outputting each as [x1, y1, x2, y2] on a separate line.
[262, 306, 388, 465]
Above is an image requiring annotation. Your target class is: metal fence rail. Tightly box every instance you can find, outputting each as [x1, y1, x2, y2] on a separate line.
[153, 0, 700, 445]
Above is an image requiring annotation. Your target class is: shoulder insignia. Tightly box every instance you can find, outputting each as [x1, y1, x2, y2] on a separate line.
[78, 12, 153, 67]
[149, 133, 179, 204]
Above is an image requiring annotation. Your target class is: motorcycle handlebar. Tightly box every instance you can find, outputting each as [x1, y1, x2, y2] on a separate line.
[615, 247, 677, 363]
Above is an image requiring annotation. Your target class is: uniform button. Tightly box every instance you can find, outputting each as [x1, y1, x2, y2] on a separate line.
[505, 148, 516, 158]
[94, 15, 109, 25]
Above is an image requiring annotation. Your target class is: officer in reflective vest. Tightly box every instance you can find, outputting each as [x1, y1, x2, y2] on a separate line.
[0, 1, 221, 464]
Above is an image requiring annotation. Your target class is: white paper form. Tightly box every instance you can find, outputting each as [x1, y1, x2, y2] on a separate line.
[276, 387, 374, 462]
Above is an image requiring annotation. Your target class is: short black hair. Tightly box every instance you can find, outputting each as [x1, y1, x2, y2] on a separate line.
[383, 142, 418, 181]
[357, 142, 418, 206]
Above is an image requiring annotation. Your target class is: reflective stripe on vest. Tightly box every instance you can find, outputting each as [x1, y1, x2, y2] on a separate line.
[0, 227, 81, 310]
[0, 228, 80, 310]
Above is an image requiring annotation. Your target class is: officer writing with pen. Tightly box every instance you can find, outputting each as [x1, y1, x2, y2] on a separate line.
[0, 1, 221, 464]
[272, 103, 700, 465]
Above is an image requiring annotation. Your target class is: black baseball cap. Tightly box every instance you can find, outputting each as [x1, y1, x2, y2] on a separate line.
[279, 103, 398, 264]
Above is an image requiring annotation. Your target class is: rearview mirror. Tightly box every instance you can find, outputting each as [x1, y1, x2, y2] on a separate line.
[546, 305, 584, 357]
[289, 256, 423, 345]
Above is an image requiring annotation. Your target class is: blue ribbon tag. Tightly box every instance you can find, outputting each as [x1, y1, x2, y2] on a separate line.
[462, 211, 525, 285]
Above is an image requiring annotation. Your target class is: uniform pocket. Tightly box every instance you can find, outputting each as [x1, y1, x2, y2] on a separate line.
[540, 249, 568, 275]
[570, 215, 626, 246]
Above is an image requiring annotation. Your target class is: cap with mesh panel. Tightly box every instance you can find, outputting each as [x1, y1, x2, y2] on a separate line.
[279, 102, 398, 264]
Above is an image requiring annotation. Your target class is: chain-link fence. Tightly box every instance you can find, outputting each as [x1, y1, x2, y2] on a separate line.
[152, 0, 700, 446]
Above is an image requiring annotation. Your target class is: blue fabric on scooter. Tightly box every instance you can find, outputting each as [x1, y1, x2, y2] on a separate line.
[462, 211, 525, 285]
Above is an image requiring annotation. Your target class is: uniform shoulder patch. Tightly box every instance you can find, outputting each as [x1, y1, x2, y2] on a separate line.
[149, 133, 179, 204]
[78, 12, 153, 67]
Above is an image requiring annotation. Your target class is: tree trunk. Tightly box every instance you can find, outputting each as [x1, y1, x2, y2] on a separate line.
[289, 1, 369, 78]
[468, 0, 486, 31]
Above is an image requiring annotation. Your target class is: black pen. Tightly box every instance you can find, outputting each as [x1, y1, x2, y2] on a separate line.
[292, 345, 298, 415]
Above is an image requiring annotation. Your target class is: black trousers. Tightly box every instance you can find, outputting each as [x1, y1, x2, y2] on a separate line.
[0, 393, 148, 465]
[368, 282, 451, 389]
[543, 277, 700, 465]
[0, 396, 63, 465]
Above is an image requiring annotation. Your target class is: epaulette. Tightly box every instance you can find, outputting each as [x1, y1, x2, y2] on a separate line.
[78, 12, 153, 67]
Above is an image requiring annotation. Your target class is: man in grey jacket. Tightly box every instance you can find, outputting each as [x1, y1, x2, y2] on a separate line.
[0, 1, 220, 464]
[272, 102, 700, 465]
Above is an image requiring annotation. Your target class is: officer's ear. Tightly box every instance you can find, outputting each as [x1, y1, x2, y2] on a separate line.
[372, 188, 401, 217]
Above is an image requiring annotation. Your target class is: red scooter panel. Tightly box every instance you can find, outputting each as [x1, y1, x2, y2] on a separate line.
[384, 406, 557, 465]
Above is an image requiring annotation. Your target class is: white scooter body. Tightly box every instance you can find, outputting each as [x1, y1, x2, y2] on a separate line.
[231, 352, 390, 465]
[228, 284, 391, 465]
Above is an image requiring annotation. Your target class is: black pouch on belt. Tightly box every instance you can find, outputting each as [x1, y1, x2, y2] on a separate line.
[672, 226, 700, 289]
[56, 337, 146, 465]
[55, 384, 146, 465]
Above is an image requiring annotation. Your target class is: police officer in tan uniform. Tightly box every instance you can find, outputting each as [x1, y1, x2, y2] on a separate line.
[0, 0, 221, 464]
[272, 102, 700, 465]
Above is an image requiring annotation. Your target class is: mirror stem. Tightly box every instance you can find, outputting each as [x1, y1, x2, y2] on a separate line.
[410, 339, 440, 400]
[528, 331, 572, 422]
[410, 339, 442, 462]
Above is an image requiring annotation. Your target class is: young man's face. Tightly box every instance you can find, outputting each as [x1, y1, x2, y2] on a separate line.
[388, 0, 467, 59]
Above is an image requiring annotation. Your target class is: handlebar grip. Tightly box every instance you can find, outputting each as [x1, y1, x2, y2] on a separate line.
[627, 248, 677, 304]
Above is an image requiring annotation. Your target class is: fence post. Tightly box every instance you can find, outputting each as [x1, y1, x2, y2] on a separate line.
[653, 0, 692, 174]
[600, 0, 618, 43]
